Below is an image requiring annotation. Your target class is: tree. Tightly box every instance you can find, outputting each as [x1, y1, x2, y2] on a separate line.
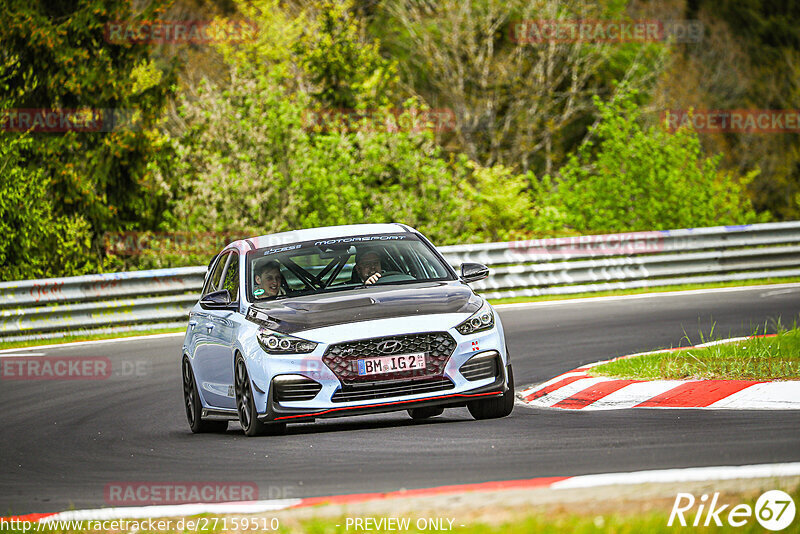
[0, 134, 92, 281]
[0, 0, 179, 269]
[376, 0, 667, 174]
[648, 0, 800, 220]
[294, 0, 399, 109]
[534, 91, 764, 234]
[150, 0, 534, 270]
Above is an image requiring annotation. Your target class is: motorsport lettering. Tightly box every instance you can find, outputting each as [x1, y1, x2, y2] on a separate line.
[315, 235, 407, 246]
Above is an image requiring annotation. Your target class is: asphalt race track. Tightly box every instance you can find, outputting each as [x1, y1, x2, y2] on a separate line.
[2, 285, 800, 515]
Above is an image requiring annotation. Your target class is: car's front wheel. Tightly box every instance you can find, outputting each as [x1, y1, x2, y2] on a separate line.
[182, 357, 228, 433]
[235, 356, 286, 437]
[467, 366, 515, 420]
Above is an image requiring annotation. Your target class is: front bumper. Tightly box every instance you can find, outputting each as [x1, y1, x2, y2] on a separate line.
[242, 315, 510, 423]
[259, 364, 510, 422]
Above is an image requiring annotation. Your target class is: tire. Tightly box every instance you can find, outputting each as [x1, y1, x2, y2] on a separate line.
[467, 366, 515, 420]
[235, 356, 286, 437]
[182, 357, 228, 433]
[407, 406, 445, 420]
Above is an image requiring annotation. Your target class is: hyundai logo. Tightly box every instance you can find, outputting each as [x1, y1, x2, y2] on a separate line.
[377, 340, 402, 354]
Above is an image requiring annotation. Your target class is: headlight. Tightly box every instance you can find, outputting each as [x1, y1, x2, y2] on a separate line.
[456, 300, 494, 335]
[257, 328, 318, 354]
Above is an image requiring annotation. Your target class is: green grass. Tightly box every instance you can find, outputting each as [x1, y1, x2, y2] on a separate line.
[592, 325, 800, 381]
[0, 327, 185, 351]
[3, 484, 797, 533]
[487, 276, 800, 305]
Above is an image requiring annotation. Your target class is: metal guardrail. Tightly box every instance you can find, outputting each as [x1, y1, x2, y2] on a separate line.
[2, 222, 800, 341]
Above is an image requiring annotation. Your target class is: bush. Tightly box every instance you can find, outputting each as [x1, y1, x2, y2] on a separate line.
[146, 0, 534, 269]
[0, 134, 93, 281]
[533, 91, 766, 234]
[159, 70, 529, 254]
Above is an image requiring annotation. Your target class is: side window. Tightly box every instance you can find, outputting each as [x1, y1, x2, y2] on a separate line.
[203, 252, 229, 297]
[222, 254, 240, 301]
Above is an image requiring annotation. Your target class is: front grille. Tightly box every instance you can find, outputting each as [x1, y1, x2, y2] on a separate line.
[460, 353, 499, 381]
[323, 332, 457, 383]
[331, 377, 455, 403]
[272, 376, 323, 402]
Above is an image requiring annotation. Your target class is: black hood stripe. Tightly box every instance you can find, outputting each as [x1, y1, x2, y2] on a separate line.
[251, 282, 481, 335]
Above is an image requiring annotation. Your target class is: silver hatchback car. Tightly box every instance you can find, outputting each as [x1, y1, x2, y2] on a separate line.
[181, 223, 513, 436]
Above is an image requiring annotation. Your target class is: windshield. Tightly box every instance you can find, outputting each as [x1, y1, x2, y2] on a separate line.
[246, 233, 455, 300]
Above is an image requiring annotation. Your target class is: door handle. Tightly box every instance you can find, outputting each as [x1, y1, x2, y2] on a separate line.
[188, 320, 198, 329]
[206, 324, 215, 333]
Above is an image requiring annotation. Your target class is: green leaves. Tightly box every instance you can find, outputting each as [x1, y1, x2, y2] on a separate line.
[157, 0, 532, 260]
[0, 0, 178, 278]
[533, 90, 765, 234]
[294, 0, 398, 109]
[0, 134, 93, 280]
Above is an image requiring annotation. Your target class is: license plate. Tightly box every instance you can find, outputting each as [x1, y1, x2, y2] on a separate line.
[356, 352, 426, 376]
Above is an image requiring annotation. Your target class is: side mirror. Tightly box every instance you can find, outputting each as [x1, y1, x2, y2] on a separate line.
[460, 262, 489, 283]
[200, 289, 233, 308]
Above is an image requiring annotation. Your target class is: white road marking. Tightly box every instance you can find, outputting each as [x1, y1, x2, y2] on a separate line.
[525, 377, 609, 407]
[519, 334, 794, 410]
[761, 288, 800, 297]
[28, 463, 800, 523]
[518, 372, 591, 396]
[0, 332, 184, 354]
[493, 282, 800, 310]
[41, 499, 302, 523]
[709, 382, 800, 410]
[582, 380, 687, 410]
[551, 462, 800, 489]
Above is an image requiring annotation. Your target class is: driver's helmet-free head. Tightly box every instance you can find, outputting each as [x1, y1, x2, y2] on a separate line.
[254, 260, 283, 297]
[353, 247, 383, 282]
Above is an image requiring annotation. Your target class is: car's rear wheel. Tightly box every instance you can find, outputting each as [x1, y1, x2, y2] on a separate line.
[235, 356, 286, 437]
[182, 357, 228, 433]
[467, 366, 515, 420]
[407, 406, 445, 420]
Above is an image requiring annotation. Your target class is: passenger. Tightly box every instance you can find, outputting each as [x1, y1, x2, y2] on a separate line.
[354, 250, 383, 285]
[254, 260, 284, 298]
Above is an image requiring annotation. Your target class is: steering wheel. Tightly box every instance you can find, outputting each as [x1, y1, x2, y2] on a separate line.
[374, 271, 415, 283]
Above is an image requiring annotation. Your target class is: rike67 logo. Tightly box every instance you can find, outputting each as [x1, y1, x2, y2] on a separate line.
[669, 490, 796, 530]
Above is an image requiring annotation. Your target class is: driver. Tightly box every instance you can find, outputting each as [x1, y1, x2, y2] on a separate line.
[254, 260, 284, 298]
[354, 249, 383, 285]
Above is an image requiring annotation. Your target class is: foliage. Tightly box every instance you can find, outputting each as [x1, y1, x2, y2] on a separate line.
[294, 0, 399, 109]
[149, 0, 533, 271]
[592, 321, 800, 381]
[375, 0, 667, 174]
[0, 134, 93, 281]
[651, 0, 800, 220]
[1, 0, 782, 280]
[0, 0, 178, 274]
[533, 91, 765, 234]
[159, 72, 530, 260]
